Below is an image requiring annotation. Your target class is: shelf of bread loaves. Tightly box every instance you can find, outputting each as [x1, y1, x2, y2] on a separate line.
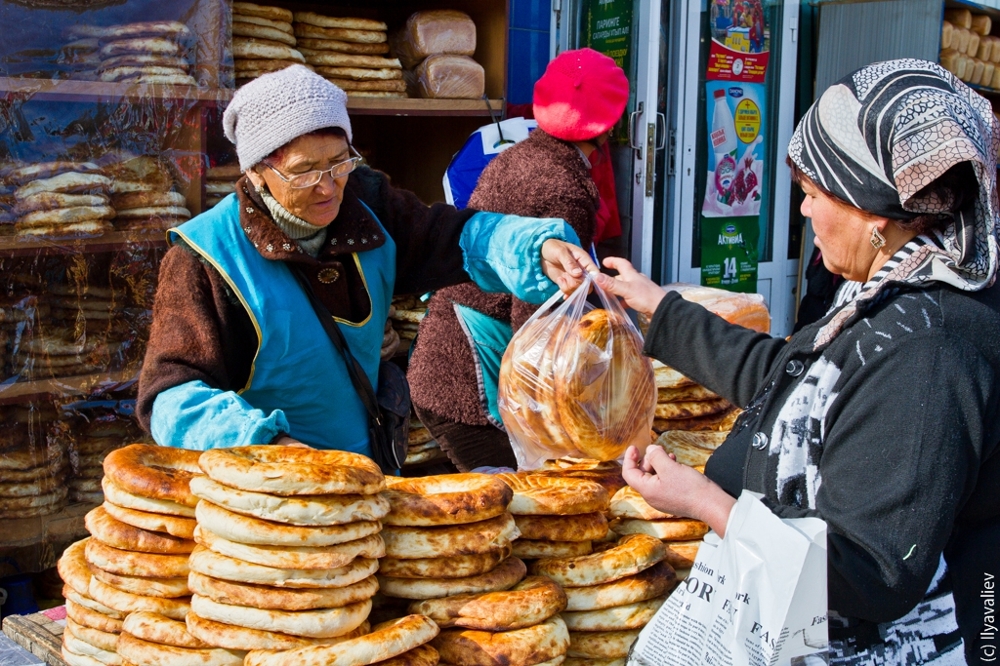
[0, 230, 168, 256]
[939, 6, 1000, 91]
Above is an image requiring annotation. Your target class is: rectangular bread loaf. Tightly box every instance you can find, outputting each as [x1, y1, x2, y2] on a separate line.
[414, 54, 484, 99]
[391, 10, 476, 69]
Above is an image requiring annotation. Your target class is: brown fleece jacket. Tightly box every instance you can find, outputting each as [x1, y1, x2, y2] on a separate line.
[408, 130, 600, 426]
[136, 166, 476, 434]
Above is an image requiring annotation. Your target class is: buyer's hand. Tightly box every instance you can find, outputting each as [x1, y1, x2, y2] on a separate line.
[273, 436, 312, 448]
[592, 257, 668, 317]
[540, 239, 599, 293]
[622, 445, 736, 537]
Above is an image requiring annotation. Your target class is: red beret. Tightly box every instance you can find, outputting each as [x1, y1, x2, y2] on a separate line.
[532, 48, 630, 142]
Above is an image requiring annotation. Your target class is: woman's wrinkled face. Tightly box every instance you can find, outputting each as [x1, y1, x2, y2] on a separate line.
[799, 177, 879, 283]
[257, 133, 351, 227]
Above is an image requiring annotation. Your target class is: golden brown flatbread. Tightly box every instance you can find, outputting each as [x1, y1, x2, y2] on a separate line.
[653, 406, 741, 433]
[294, 24, 387, 44]
[232, 38, 305, 62]
[300, 50, 401, 68]
[313, 66, 402, 80]
[295, 38, 389, 55]
[293, 12, 387, 32]
[232, 21, 297, 46]
[654, 397, 731, 421]
[233, 2, 293, 23]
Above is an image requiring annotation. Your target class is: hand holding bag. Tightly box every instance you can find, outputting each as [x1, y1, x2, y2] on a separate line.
[628, 491, 828, 666]
[293, 268, 409, 473]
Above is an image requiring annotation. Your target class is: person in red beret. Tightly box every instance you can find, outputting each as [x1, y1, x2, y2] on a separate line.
[407, 48, 630, 471]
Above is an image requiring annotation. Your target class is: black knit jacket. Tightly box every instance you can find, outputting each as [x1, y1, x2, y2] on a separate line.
[645, 281, 1000, 656]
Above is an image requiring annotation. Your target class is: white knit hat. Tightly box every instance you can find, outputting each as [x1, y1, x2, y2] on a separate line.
[223, 65, 353, 170]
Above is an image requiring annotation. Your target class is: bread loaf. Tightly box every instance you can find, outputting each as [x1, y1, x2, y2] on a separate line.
[958, 27, 972, 54]
[978, 37, 993, 62]
[972, 59, 986, 85]
[391, 10, 476, 69]
[414, 54, 484, 99]
[968, 31, 981, 58]
[972, 13, 992, 36]
[942, 20, 953, 50]
[945, 8, 973, 30]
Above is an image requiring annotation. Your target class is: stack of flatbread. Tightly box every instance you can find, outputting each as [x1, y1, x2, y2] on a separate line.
[80, 444, 202, 628]
[58, 538, 128, 666]
[495, 473, 609, 561]
[0, 295, 46, 379]
[12, 329, 124, 381]
[0, 410, 68, 520]
[293, 11, 406, 97]
[421, 577, 570, 666]
[66, 21, 197, 86]
[651, 359, 740, 434]
[389, 294, 426, 344]
[48, 282, 120, 326]
[530, 458, 628, 500]
[607, 485, 705, 576]
[233, 2, 306, 86]
[67, 415, 135, 504]
[9, 161, 113, 238]
[104, 154, 190, 231]
[377, 474, 523, 613]
[403, 415, 445, 468]
[205, 163, 241, 209]
[532, 534, 678, 666]
[57, 38, 101, 81]
[186, 446, 387, 651]
[117, 611, 245, 666]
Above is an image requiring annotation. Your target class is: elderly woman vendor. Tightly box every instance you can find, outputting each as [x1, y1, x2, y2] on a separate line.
[597, 60, 999, 664]
[136, 65, 595, 455]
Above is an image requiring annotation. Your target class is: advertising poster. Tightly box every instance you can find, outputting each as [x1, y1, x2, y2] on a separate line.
[706, 0, 770, 82]
[702, 81, 766, 218]
[700, 216, 760, 292]
[583, 0, 632, 73]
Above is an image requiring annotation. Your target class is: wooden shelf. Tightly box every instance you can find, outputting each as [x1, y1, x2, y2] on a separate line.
[0, 229, 168, 256]
[0, 369, 137, 404]
[0, 78, 503, 117]
[0, 77, 229, 103]
[346, 97, 505, 117]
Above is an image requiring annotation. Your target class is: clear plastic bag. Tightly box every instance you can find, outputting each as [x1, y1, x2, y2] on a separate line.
[665, 283, 771, 333]
[498, 274, 656, 470]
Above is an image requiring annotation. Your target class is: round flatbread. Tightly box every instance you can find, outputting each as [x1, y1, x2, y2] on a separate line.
[233, 58, 301, 73]
[116, 632, 244, 666]
[563, 561, 677, 611]
[567, 630, 639, 659]
[90, 565, 189, 599]
[187, 571, 379, 611]
[232, 39, 305, 62]
[293, 24, 386, 44]
[196, 499, 382, 547]
[514, 512, 608, 542]
[231, 14, 292, 33]
[611, 517, 710, 541]
[495, 473, 609, 516]
[233, 2, 293, 23]
[190, 594, 371, 639]
[531, 534, 665, 588]
[410, 575, 566, 631]
[608, 486, 675, 521]
[13, 192, 109, 217]
[98, 37, 182, 58]
[85, 537, 190, 578]
[325, 77, 406, 92]
[293, 12, 387, 31]
[188, 544, 379, 588]
[654, 397, 732, 421]
[295, 38, 389, 55]
[194, 525, 384, 569]
[312, 66, 402, 80]
[185, 612, 366, 651]
[7, 161, 101, 186]
[15, 172, 110, 200]
[243, 614, 439, 666]
[85, 505, 195, 554]
[98, 54, 191, 71]
[377, 545, 512, 579]
[381, 512, 517, 559]
[233, 21, 296, 46]
[58, 538, 94, 597]
[198, 446, 384, 495]
[432, 615, 569, 666]
[101, 501, 196, 539]
[378, 556, 526, 600]
[99, 66, 190, 82]
[511, 539, 593, 560]
[101, 477, 196, 517]
[300, 51, 400, 68]
[382, 474, 512, 527]
[88, 576, 191, 620]
[561, 597, 665, 631]
[122, 611, 208, 649]
[64, 602, 123, 636]
[189, 475, 389, 526]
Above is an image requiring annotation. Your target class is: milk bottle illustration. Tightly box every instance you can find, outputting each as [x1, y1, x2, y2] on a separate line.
[710, 89, 737, 203]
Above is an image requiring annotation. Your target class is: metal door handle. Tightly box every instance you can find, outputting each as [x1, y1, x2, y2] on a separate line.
[628, 102, 644, 159]
[655, 112, 666, 150]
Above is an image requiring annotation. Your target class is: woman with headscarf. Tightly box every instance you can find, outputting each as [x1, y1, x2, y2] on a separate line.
[135, 65, 595, 457]
[407, 48, 629, 471]
[595, 60, 999, 663]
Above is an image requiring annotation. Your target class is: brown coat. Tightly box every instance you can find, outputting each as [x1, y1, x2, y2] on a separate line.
[136, 166, 476, 434]
[408, 130, 600, 426]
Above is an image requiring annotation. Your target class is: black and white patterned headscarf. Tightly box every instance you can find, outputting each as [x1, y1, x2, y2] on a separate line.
[788, 59, 1000, 348]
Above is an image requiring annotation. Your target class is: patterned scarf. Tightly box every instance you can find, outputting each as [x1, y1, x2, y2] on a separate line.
[787, 59, 1000, 350]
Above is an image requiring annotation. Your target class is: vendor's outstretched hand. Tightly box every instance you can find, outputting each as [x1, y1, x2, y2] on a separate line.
[622, 445, 736, 537]
[541, 239, 599, 293]
[592, 257, 668, 317]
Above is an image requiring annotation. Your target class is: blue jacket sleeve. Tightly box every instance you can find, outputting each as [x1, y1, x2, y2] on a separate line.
[150, 380, 290, 451]
[460, 211, 582, 304]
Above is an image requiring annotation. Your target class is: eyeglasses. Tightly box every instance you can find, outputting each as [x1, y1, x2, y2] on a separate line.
[261, 147, 363, 189]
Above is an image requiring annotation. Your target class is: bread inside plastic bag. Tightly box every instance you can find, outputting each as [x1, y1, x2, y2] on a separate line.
[390, 10, 476, 69]
[498, 274, 656, 470]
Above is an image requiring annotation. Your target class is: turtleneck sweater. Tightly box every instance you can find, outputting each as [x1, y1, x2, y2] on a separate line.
[258, 186, 327, 258]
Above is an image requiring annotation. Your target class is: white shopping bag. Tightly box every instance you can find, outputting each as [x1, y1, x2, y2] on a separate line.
[628, 491, 828, 666]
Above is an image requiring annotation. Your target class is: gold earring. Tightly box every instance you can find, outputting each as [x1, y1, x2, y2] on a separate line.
[870, 226, 886, 250]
